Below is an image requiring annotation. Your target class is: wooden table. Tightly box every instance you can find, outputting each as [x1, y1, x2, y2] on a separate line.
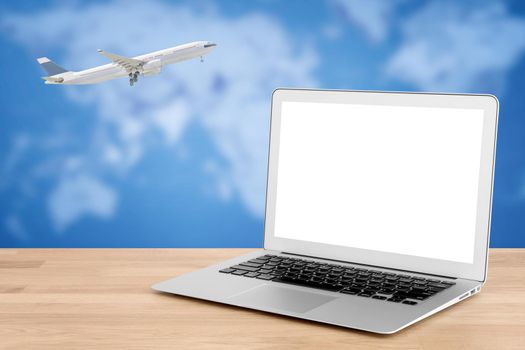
[0, 249, 524, 349]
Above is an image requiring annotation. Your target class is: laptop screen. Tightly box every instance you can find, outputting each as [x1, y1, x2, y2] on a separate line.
[273, 101, 485, 264]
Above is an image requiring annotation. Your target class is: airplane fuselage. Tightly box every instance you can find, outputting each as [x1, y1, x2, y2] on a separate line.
[44, 41, 216, 85]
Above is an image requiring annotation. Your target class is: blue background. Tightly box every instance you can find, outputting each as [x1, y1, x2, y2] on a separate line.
[1, 0, 524, 248]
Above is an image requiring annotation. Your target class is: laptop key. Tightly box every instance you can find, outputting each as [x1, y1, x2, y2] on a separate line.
[363, 288, 379, 294]
[341, 289, 359, 295]
[244, 272, 260, 278]
[248, 259, 268, 264]
[426, 278, 441, 283]
[387, 298, 403, 303]
[398, 278, 413, 283]
[262, 264, 277, 270]
[385, 276, 399, 281]
[232, 270, 248, 275]
[219, 268, 235, 273]
[284, 272, 299, 279]
[325, 278, 339, 285]
[257, 274, 275, 280]
[427, 283, 451, 289]
[396, 292, 429, 300]
[322, 282, 341, 289]
[231, 265, 259, 272]
[357, 292, 372, 297]
[240, 262, 263, 268]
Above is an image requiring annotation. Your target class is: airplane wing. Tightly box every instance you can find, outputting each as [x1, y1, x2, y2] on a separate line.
[97, 49, 144, 71]
[41, 76, 64, 84]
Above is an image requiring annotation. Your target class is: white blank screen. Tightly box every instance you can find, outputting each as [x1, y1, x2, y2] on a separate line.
[273, 101, 484, 264]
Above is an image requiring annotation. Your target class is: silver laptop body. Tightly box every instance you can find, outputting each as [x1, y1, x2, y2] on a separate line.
[153, 89, 499, 334]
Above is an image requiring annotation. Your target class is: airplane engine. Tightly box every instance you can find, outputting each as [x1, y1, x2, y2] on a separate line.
[143, 59, 162, 76]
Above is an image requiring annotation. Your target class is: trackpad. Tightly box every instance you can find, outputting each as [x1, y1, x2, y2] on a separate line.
[230, 285, 337, 314]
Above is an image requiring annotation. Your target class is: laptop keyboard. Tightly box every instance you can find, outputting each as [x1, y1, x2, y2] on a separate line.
[220, 254, 456, 305]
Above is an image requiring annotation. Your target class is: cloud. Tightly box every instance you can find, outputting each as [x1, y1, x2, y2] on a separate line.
[47, 174, 117, 232]
[386, 1, 525, 92]
[1, 0, 317, 228]
[332, 0, 406, 43]
[152, 100, 191, 145]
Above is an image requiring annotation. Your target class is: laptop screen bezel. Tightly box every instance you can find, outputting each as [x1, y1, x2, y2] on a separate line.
[263, 88, 498, 282]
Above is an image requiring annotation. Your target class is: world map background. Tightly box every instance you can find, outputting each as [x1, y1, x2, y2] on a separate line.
[1, 0, 525, 247]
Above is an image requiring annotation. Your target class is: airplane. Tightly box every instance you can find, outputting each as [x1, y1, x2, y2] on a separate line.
[37, 41, 217, 86]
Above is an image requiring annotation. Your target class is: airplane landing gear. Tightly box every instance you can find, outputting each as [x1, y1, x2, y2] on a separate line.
[128, 71, 139, 86]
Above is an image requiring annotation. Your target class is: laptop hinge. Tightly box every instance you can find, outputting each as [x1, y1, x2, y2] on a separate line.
[280, 251, 458, 280]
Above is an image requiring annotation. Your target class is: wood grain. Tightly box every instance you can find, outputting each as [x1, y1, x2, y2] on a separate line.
[0, 248, 523, 349]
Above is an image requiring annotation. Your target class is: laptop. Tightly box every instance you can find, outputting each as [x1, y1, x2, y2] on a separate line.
[152, 89, 499, 334]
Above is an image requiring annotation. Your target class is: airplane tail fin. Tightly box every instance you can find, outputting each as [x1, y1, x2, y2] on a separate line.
[36, 57, 69, 76]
